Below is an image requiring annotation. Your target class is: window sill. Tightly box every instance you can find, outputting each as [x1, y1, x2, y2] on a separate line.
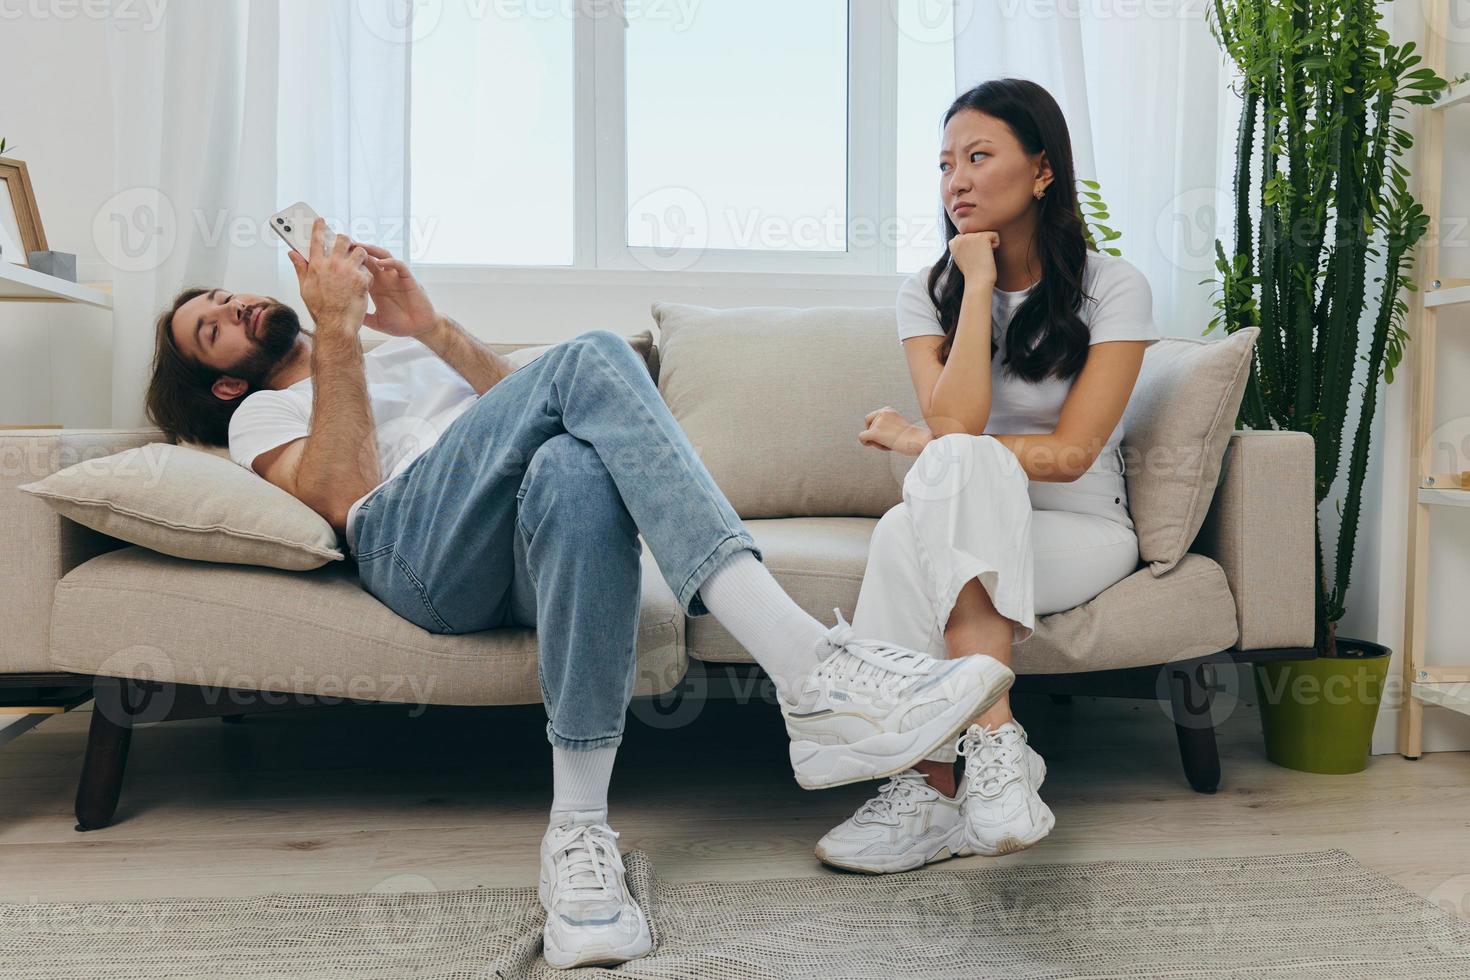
[412, 264, 914, 294]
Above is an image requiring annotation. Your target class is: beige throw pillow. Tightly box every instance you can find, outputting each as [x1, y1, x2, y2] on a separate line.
[19, 443, 344, 570]
[653, 303, 922, 519]
[1120, 327, 1259, 575]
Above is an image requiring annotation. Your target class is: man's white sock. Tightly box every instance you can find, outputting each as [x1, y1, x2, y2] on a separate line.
[550, 744, 617, 822]
[698, 550, 829, 700]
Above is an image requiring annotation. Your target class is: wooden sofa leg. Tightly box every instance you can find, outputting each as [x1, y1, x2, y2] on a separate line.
[74, 679, 142, 832]
[1168, 662, 1221, 795]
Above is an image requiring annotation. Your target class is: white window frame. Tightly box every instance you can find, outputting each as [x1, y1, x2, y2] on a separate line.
[415, 1, 909, 288]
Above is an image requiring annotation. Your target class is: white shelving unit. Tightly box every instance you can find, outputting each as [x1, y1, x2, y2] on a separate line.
[1400, 3, 1470, 757]
[0, 261, 112, 308]
[1433, 83, 1470, 112]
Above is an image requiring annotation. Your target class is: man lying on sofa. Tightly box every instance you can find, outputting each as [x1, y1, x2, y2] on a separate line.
[141, 219, 1012, 970]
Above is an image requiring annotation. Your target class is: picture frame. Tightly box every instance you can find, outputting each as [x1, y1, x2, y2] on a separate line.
[0, 157, 48, 267]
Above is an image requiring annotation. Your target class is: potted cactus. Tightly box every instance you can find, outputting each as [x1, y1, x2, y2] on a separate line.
[1206, 0, 1448, 772]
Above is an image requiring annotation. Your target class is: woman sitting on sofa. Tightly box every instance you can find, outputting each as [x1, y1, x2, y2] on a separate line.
[815, 78, 1162, 873]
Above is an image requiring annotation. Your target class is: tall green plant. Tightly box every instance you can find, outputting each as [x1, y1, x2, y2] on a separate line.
[1206, 0, 1446, 654]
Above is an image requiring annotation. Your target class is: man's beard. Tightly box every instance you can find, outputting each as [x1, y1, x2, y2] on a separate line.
[224, 303, 303, 391]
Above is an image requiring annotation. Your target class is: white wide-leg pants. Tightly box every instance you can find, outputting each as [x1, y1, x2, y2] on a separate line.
[852, 433, 1140, 661]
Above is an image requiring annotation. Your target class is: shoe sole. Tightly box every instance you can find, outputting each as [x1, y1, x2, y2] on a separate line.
[542, 930, 653, 970]
[790, 657, 1014, 791]
[814, 835, 973, 875]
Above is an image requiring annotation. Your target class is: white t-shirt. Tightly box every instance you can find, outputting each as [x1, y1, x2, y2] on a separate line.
[228, 335, 480, 554]
[896, 251, 1162, 463]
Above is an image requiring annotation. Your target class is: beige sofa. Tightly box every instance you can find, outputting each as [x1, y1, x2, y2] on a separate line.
[0, 307, 1315, 830]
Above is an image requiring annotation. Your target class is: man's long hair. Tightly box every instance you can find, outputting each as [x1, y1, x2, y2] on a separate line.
[144, 287, 240, 447]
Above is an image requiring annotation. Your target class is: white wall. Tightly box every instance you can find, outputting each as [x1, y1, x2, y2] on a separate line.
[0, 12, 115, 428]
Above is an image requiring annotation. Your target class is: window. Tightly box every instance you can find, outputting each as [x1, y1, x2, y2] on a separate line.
[895, 3, 957, 273]
[625, 0, 848, 254]
[408, 1, 957, 276]
[409, 3, 576, 265]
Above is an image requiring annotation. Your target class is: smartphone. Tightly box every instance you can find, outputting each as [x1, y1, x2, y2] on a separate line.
[269, 202, 337, 257]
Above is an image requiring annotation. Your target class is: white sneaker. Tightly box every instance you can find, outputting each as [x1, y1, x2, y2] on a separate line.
[957, 721, 1054, 856]
[538, 811, 652, 969]
[814, 770, 970, 874]
[782, 612, 1014, 790]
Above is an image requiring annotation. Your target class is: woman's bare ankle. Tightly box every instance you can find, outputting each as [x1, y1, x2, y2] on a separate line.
[973, 697, 1015, 731]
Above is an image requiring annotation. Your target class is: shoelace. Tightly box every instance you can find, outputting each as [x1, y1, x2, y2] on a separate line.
[956, 725, 1027, 799]
[549, 823, 623, 904]
[815, 610, 930, 697]
[854, 771, 932, 825]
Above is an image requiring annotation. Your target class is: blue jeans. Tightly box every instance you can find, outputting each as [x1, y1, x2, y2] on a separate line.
[350, 330, 761, 751]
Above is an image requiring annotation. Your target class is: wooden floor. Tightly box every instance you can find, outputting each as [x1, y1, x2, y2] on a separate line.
[1, 682, 1468, 916]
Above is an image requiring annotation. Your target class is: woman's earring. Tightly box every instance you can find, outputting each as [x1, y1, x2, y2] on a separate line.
[1033, 186, 1045, 200]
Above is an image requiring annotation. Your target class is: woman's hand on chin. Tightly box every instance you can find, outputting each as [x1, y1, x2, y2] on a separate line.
[859, 407, 933, 457]
[949, 231, 1000, 289]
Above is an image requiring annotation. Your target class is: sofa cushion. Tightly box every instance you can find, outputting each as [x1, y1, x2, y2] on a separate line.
[690, 519, 1238, 673]
[653, 304, 920, 519]
[18, 443, 344, 571]
[1018, 553, 1239, 673]
[1120, 328, 1258, 575]
[48, 545, 685, 705]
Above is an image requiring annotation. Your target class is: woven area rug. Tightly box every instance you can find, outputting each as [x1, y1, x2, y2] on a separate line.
[4, 849, 1469, 979]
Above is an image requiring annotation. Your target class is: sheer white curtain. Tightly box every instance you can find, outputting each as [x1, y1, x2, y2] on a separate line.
[954, 1, 1238, 337]
[275, 1, 413, 260]
[105, 0, 410, 427]
[105, 1, 280, 427]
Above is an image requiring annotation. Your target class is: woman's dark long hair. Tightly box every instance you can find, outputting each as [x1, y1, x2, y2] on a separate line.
[929, 78, 1092, 383]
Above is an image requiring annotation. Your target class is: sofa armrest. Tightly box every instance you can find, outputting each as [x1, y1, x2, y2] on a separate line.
[1192, 429, 1316, 651]
[0, 428, 167, 673]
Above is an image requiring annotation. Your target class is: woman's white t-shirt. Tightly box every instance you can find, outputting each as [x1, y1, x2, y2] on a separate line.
[896, 251, 1162, 464]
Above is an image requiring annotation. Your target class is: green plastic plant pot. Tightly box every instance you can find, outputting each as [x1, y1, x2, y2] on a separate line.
[1253, 639, 1391, 775]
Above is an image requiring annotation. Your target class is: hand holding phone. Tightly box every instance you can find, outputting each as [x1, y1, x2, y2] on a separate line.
[289, 215, 371, 334]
